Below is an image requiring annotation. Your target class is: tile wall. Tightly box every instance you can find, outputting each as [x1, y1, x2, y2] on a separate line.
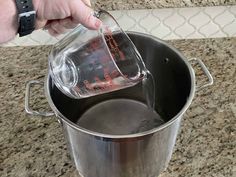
[2, 5, 236, 46]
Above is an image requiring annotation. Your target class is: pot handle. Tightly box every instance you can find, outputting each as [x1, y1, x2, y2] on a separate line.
[189, 58, 213, 91]
[25, 80, 54, 117]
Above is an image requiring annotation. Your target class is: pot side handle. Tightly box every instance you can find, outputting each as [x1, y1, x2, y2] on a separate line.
[25, 80, 54, 117]
[189, 58, 213, 91]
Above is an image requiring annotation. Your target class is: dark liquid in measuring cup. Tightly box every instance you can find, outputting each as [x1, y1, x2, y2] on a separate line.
[75, 32, 162, 134]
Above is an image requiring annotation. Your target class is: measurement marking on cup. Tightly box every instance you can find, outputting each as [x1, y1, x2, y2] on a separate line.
[118, 50, 125, 60]
[84, 80, 94, 91]
[74, 86, 81, 93]
[110, 70, 120, 78]
[94, 76, 106, 91]
[104, 73, 114, 87]
[105, 31, 125, 61]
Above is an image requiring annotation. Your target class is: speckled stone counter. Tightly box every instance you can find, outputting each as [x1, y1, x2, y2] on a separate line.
[0, 37, 235, 177]
[93, 0, 236, 10]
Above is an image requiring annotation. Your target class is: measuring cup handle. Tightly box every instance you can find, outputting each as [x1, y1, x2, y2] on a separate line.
[189, 58, 214, 91]
[25, 80, 54, 117]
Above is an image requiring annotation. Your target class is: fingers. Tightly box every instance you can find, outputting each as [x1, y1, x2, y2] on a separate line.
[48, 28, 60, 37]
[81, 0, 91, 7]
[39, 0, 101, 37]
[71, 0, 102, 30]
[35, 19, 47, 30]
[47, 20, 66, 36]
[60, 18, 78, 29]
[46, 18, 78, 36]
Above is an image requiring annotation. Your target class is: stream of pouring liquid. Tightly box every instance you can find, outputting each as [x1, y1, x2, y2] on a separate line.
[142, 70, 156, 110]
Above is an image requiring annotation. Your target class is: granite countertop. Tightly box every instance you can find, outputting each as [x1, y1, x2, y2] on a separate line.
[0, 37, 235, 177]
[94, 0, 236, 10]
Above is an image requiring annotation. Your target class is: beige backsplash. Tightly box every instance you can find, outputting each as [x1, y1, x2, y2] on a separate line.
[93, 0, 236, 10]
[1, 2, 236, 47]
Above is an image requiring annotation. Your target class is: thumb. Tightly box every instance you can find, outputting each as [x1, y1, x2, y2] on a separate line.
[70, 0, 101, 30]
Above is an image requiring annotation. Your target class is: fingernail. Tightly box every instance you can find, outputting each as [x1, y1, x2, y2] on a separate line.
[95, 19, 102, 28]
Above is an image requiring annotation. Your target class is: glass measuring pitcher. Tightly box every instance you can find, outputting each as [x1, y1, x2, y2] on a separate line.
[49, 10, 147, 99]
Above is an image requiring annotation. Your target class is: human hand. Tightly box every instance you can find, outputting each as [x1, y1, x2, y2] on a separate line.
[33, 0, 101, 36]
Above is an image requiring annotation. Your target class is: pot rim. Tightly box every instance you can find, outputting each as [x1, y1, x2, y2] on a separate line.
[45, 31, 196, 139]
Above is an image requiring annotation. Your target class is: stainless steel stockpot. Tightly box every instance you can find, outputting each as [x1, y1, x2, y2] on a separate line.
[25, 32, 213, 177]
